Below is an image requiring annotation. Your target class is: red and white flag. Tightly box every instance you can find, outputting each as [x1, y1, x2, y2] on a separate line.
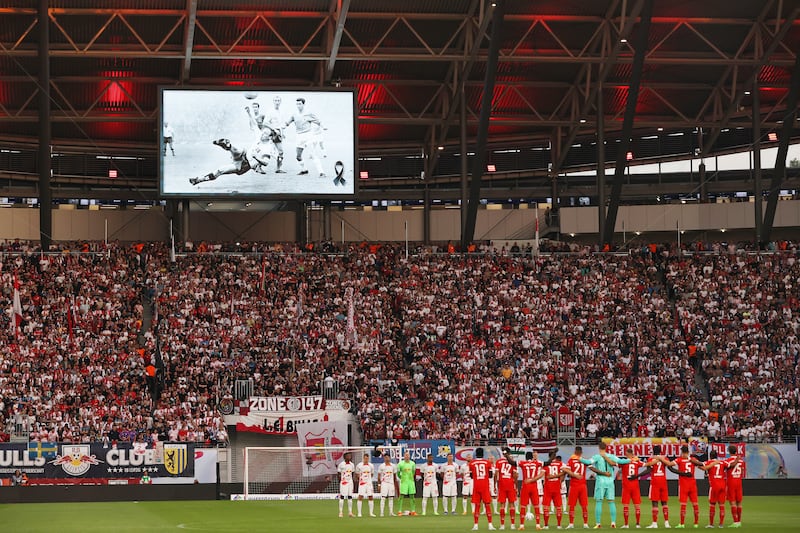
[66, 295, 78, 343]
[10, 274, 22, 337]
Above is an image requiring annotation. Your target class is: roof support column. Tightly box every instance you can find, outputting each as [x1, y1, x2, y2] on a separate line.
[38, 0, 52, 250]
[460, 83, 469, 241]
[423, 184, 431, 245]
[596, 79, 606, 246]
[762, 53, 800, 244]
[602, 0, 654, 245]
[463, 0, 505, 248]
[752, 75, 763, 245]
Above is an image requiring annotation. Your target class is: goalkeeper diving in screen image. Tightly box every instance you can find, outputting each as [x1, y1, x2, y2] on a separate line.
[189, 138, 258, 186]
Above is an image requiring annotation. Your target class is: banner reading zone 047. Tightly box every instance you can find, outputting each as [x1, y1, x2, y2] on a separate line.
[159, 87, 357, 198]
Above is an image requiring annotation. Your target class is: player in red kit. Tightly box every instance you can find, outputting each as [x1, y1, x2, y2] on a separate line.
[470, 447, 497, 531]
[518, 451, 545, 531]
[663, 445, 720, 528]
[725, 445, 745, 528]
[704, 450, 733, 528]
[495, 448, 519, 530]
[542, 451, 566, 529]
[640, 445, 671, 528]
[621, 449, 645, 528]
[562, 446, 590, 529]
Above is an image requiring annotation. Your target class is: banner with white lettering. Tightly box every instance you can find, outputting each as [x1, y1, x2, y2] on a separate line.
[0, 442, 195, 483]
[295, 421, 350, 477]
[602, 437, 708, 457]
[225, 400, 352, 436]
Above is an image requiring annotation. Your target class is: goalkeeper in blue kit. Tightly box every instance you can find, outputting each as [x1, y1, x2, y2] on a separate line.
[580, 442, 631, 528]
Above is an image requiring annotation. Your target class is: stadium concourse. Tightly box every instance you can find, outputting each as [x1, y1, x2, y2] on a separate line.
[0, 240, 799, 449]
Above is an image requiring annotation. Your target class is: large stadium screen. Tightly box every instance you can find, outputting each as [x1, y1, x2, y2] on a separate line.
[159, 88, 357, 197]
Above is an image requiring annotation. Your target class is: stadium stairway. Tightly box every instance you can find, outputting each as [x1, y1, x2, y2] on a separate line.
[660, 258, 711, 405]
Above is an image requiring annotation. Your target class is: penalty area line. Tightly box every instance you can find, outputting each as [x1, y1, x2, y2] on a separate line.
[176, 524, 245, 531]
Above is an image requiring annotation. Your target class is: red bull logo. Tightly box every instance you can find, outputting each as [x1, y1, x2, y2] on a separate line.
[50, 445, 103, 476]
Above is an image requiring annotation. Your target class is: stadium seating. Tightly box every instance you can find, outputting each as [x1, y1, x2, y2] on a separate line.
[1, 240, 797, 445]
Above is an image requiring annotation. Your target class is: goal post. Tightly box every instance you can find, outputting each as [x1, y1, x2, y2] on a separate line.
[240, 445, 403, 501]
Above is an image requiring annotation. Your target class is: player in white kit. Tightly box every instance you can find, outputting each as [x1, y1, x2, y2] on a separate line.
[337, 452, 355, 517]
[420, 454, 440, 516]
[461, 457, 474, 515]
[377, 453, 398, 517]
[355, 453, 376, 517]
[440, 453, 459, 515]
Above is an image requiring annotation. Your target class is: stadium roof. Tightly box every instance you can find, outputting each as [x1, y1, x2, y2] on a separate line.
[0, 0, 798, 193]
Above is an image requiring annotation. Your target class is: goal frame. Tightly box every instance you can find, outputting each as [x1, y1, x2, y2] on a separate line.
[239, 445, 403, 501]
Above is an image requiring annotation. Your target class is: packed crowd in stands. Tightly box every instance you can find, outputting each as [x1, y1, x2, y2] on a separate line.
[0, 238, 798, 447]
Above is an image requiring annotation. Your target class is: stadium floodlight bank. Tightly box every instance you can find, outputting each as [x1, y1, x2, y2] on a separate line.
[236, 446, 403, 501]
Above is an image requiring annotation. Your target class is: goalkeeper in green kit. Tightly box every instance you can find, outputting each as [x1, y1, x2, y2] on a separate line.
[397, 450, 418, 516]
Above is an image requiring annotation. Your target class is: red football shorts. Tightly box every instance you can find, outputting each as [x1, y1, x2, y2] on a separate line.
[543, 487, 561, 508]
[622, 483, 642, 505]
[708, 483, 726, 504]
[498, 484, 518, 504]
[649, 480, 668, 502]
[472, 486, 492, 505]
[678, 482, 698, 503]
[568, 484, 588, 508]
[520, 485, 540, 507]
[726, 482, 743, 503]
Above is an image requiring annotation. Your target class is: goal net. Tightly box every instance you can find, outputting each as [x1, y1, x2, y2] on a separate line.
[240, 445, 402, 500]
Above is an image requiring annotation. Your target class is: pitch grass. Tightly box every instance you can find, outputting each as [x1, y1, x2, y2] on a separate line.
[2, 496, 799, 532]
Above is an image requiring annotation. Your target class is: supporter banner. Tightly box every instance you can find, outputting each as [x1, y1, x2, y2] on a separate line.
[324, 399, 351, 411]
[229, 408, 351, 436]
[247, 396, 324, 412]
[455, 445, 514, 464]
[0, 442, 195, 481]
[376, 440, 455, 464]
[602, 437, 708, 457]
[448, 442, 800, 479]
[295, 420, 349, 477]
